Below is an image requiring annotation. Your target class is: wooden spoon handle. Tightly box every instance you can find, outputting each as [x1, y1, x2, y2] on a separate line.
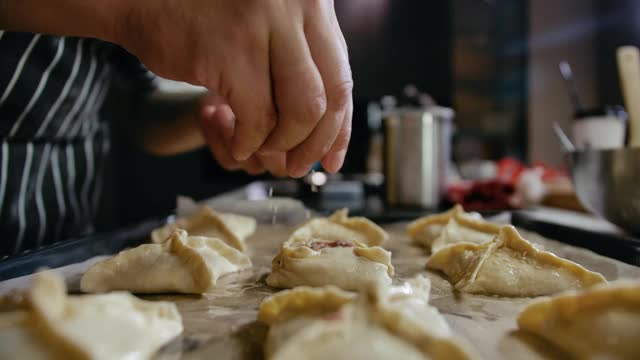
[617, 46, 640, 147]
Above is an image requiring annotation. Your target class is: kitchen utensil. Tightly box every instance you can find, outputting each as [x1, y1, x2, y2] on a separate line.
[384, 106, 454, 208]
[559, 61, 583, 113]
[553, 121, 576, 152]
[571, 107, 627, 150]
[559, 61, 626, 150]
[617, 46, 640, 147]
[567, 147, 640, 236]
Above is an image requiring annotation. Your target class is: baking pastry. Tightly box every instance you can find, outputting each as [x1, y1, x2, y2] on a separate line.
[258, 285, 356, 325]
[81, 229, 252, 294]
[0, 272, 182, 360]
[265, 209, 394, 290]
[426, 225, 606, 297]
[408, 205, 500, 252]
[407, 206, 458, 248]
[151, 206, 256, 251]
[259, 276, 471, 360]
[517, 280, 640, 360]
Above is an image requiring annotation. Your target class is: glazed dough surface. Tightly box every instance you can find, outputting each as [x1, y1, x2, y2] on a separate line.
[0, 272, 182, 360]
[266, 209, 393, 290]
[427, 226, 606, 297]
[151, 206, 256, 251]
[408, 205, 499, 252]
[517, 280, 640, 360]
[81, 229, 252, 294]
[266, 246, 393, 290]
[269, 313, 427, 360]
[260, 276, 471, 360]
[430, 215, 500, 253]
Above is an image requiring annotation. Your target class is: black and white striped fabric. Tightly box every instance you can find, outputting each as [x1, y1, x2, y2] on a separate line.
[0, 31, 155, 256]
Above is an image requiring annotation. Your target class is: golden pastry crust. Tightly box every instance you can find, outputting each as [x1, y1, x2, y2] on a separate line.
[1, 272, 183, 360]
[261, 277, 474, 360]
[408, 206, 500, 250]
[169, 232, 252, 292]
[285, 208, 388, 249]
[450, 209, 502, 235]
[376, 309, 471, 360]
[258, 286, 356, 325]
[517, 280, 640, 359]
[518, 280, 640, 326]
[151, 206, 254, 251]
[353, 247, 395, 276]
[494, 226, 605, 285]
[327, 209, 388, 247]
[427, 226, 606, 296]
[407, 206, 459, 242]
[81, 229, 252, 294]
[266, 210, 393, 290]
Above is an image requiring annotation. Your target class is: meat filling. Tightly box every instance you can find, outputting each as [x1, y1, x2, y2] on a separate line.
[309, 241, 354, 251]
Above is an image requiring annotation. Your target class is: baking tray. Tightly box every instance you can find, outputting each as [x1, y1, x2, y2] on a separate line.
[511, 211, 640, 266]
[0, 217, 169, 281]
[1, 215, 639, 360]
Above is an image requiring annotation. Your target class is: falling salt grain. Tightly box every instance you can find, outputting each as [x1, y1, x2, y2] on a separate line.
[271, 205, 279, 225]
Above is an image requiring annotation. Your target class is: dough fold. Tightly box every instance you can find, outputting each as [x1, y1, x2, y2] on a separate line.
[0, 272, 182, 360]
[408, 205, 500, 252]
[151, 206, 256, 251]
[259, 276, 473, 360]
[81, 229, 252, 294]
[266, 209, 393, 290]
[517, 280, 640, 359]
[426, 225, 606, 296]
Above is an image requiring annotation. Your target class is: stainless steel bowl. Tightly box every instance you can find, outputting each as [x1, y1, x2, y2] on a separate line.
[567, 147, 640, 235]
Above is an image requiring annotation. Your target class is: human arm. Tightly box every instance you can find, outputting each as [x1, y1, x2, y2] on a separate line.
[1, 0, 353, 178]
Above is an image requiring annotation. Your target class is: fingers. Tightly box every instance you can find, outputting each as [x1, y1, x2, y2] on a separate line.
[200, 98, 239, 170]
[259, 10, 326, 156]
[258, 152, 288, 178]
[321, 98, 352, 173]
[200, 95, 265, 175]
[224, 29, 277, 162]
[286, 3, 353, 177]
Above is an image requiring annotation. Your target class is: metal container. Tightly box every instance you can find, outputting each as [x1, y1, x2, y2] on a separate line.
[567, 147, 640, 235]
[384, 106, 454, 208]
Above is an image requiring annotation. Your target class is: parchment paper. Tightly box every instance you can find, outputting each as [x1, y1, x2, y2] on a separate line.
[1, 218, 639, 359]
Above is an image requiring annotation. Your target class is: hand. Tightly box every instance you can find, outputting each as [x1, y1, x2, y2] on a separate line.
[118, 0, 353, 178]
[198, 94, 288, 177]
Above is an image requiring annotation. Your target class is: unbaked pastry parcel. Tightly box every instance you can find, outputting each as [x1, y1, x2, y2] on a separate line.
[0, 272, 182, 360]
[258, 276, 472, 360]
[151, 206, 256, 251]
[81, 229, 252, 294]
[266, 209, 394, 291]
[407, 205, 501, 253]
[426, 225, 606, 297]
[517, 279, 640, 359]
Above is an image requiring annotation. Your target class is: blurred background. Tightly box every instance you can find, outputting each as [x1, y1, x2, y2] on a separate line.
[98, 0, 640, 229]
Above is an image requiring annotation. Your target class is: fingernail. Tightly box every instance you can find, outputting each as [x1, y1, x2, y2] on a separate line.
[232, 148, 251, 162]
[288, 163, 312, 178]
[201, 105, 216, 118]
[324, 150, 346, 173]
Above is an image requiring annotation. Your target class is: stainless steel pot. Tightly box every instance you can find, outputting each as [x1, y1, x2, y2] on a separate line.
[384, 106, 454, 208]
[567, 147, 640, 235]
